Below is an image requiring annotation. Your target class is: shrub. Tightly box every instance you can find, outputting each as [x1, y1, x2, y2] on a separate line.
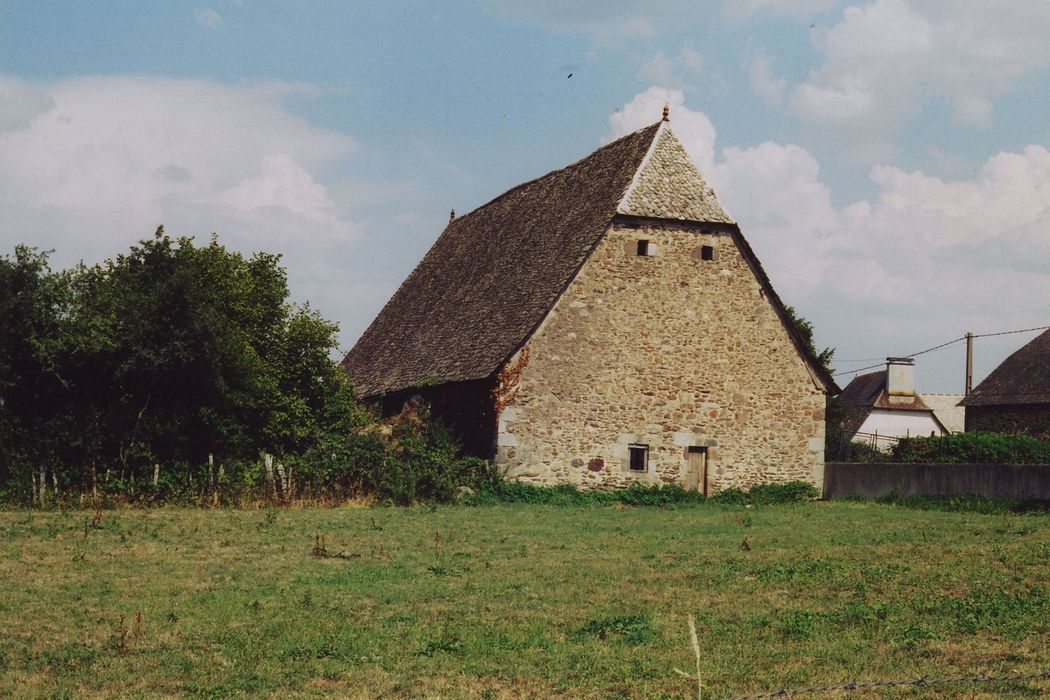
[369, 417, 500, 506]
[890, 431, 1050, 465]
[469, 480, 817, 507]
[748, 481, 820, 504]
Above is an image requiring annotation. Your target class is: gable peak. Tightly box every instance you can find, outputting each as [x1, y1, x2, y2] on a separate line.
[617, 122, 733, 224]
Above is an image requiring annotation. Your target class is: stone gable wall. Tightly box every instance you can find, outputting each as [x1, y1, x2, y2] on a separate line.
[494, 221, 826, 492]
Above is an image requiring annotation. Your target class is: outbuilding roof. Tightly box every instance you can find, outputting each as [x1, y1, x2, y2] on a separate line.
[961, 328, 1050, 406]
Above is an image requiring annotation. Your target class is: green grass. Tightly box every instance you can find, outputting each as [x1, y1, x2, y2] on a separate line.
[1, 501, 1048, 698]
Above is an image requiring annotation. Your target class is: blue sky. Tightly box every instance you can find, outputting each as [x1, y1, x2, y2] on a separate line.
[3, 1, 1050, 392]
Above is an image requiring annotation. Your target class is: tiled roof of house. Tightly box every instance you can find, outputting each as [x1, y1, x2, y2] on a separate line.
[343, 121, 836, 398]
[839, 370, 886, 435]
[838, 369, 941, 435]
[961, 328, 1050, 406]
[919, 393, 966, 433]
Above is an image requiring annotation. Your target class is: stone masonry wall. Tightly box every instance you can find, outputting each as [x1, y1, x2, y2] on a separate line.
[494, 221, 826, 492]
[966, 405, 1050, 440]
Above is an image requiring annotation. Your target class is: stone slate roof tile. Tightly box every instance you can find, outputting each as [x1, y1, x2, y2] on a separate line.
[619, 128, 733, 223]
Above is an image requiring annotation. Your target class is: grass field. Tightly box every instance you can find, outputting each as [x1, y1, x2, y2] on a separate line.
[1, 500, 1048, 698]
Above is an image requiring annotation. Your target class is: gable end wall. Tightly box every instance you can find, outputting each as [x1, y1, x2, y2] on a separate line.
[494, 221, 825, 491]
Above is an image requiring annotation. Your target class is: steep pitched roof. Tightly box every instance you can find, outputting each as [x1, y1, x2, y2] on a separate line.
[961, 328, 1050, 406]
[344, 121, 834, 398]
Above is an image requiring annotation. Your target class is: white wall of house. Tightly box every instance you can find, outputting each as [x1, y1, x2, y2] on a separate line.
[855, 409, 946, 442]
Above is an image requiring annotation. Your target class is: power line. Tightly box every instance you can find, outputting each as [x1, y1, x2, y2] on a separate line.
[905, 335, 966, 358]
[972, 324, 1050, 339]
[832, 336, 965, 377]
[831, 323, 1050, 379]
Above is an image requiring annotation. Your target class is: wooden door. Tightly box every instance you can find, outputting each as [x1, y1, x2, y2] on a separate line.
[686, 446, 708, 496]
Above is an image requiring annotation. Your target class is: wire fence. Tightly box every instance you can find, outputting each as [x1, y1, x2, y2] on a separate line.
[717, 668, 1050, 699]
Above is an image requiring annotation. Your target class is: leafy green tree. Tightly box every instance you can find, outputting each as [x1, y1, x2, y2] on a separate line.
[785, 305, 835, 374]
[0, 247, 75, 500]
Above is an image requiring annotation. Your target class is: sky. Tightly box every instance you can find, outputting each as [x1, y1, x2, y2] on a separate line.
[3, 0, 1050, 393]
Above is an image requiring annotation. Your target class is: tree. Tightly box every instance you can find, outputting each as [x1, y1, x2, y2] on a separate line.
[0, 247, 75, 501]
[1, 229, 368, 500]
[785, 305, 835, 375]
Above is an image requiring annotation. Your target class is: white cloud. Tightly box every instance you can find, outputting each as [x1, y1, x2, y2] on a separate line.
[0, 75, 356, 264]
[0, 77, 54, 133]
[788, 0, 1050, 134]
[748, 54, 786, 106]
[195, 8, 222, 30]
[637, 45, 705, 89]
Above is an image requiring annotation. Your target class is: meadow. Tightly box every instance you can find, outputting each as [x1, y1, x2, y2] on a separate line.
[1, 500, 1048, 698]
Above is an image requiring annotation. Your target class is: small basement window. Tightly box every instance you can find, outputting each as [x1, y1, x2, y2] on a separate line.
[628, 444, 649, 472]
[636, 240, 657, 256]
[700, 245, 714, 260]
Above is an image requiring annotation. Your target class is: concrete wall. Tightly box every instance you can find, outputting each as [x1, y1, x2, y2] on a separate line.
[494, 219, 826, 492]
[824, 462, 1050, 500]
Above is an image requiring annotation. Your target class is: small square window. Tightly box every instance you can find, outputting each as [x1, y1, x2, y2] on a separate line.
[637, 240, 651, 256]
[700, 245, 714, 260]
[628, 444, 649, 472]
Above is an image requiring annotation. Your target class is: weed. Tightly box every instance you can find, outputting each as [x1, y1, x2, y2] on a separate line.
[426, 563, 459, 576]
[417, 627, 463, 657]
[258, 510, 278, 528]
[672, 615, 702, 700]
[311, 533, 360, 560]
[110, 611, 144, 653]
[781, 610, 817, 639]
[577, 613, 659, 644]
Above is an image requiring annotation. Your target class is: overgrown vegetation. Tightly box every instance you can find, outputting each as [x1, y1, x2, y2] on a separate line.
[1, 502, 1046, 697]
[0, 234, 490, 506]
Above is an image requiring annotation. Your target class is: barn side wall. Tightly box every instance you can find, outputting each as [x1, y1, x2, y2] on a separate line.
[965, 405, 1050, 441]
[493, 220, 826, 492]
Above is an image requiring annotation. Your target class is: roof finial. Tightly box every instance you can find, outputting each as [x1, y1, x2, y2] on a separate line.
[662, 102, 670, 122]
[449, 209, 456, 223]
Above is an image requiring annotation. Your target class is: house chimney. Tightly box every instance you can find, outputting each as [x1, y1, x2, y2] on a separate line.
[885, 357, 915, 397]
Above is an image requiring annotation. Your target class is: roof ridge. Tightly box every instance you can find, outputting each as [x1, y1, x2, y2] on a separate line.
[452, 121, 662, 228]
[616, 120, 668, 215]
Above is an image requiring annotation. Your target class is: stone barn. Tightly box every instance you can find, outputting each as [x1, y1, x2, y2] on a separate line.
[343, 113, 838, 493]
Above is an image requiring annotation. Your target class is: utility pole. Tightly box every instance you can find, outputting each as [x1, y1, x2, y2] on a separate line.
[965, 331, 974, 395]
